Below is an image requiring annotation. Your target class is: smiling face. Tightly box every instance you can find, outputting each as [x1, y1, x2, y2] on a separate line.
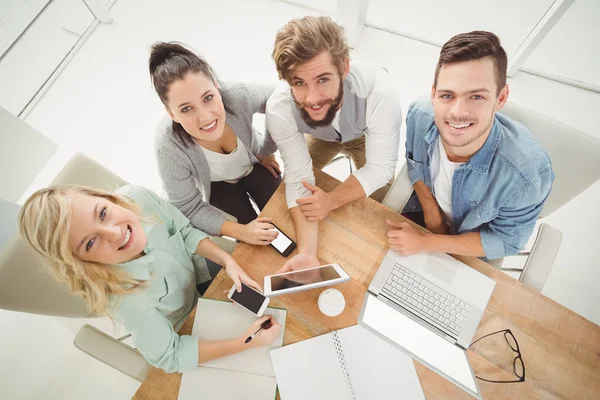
[166, 72, 226, 143]
[431, 57, 508, 160]
[67, 192, 146, 264]
[290, 51, 349, 128]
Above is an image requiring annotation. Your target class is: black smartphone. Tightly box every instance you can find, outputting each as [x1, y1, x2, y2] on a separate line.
[270, 224, 296, 257]
[227, 283, 270, 316]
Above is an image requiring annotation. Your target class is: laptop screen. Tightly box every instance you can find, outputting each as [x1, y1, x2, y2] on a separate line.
[360, 293, 481, 399]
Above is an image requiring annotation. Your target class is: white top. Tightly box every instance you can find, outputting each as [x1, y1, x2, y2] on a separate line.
[430, 137, 465, 223]
[331, 110, 341, 133]
[266, 62, 401, 209]
[200, 137, 253, 183]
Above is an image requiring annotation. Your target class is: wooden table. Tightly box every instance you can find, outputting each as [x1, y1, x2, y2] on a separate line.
[133, 170, 600, 400]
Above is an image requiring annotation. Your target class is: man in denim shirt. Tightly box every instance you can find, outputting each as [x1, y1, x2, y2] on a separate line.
[387, 31, 554, 261]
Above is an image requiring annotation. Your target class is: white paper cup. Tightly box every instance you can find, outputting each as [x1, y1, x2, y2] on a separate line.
[318, 288, 346, 317]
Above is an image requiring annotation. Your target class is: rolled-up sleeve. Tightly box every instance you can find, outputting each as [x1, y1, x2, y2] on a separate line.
[113, 296, 199, 373]
[266, 86, 315, 209]
[480, 171, 553, 259]
[355, 70, 401, 196]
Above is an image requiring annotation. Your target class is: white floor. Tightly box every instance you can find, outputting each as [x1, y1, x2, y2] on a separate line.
[2, 0, 600, 398]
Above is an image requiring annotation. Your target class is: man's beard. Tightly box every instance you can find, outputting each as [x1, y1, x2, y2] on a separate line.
[292, 79, 344, 129]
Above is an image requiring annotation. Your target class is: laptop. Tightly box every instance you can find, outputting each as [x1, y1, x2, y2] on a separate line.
[358, 249, 496, 399]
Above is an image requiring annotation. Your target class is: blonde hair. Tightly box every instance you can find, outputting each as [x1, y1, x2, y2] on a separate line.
[272, 16, 350, 84]
[18, 185, 146, 315]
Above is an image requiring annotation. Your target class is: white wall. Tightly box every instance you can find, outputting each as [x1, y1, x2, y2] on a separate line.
[0, 0, 50, 56]
[0, 0, 94, 115]
[285, 0, 557, 57]
[523, 0, 600, 88]
[366, 0, 555, 57]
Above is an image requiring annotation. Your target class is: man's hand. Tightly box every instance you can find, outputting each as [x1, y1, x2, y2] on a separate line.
[257, 154, 281, 178]
[386, 219, 429, 256]
[275, 252, 321, 274]
[296, 181, 332, 222]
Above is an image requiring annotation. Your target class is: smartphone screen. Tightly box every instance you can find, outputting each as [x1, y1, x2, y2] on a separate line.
[230, 284, 266, 314]
[270, 265, 342, 292]
[271, 226, 293, 254]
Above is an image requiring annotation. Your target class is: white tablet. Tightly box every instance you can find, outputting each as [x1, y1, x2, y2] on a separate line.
[263, 263, 350, 297]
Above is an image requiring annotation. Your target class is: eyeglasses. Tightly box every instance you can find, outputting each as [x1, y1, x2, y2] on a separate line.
[470, 329, 525, 383]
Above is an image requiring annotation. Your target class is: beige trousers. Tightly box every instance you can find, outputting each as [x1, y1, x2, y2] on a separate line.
[305, 134, 392, 202]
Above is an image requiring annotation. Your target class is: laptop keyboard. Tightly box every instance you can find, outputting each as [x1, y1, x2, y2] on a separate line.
[382, 263, 472, 338]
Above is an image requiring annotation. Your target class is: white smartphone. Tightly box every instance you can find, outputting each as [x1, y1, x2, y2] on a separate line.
[227, 283, 270, 316]
[263, 263, 350, 297]
[270, 224, 296, 257]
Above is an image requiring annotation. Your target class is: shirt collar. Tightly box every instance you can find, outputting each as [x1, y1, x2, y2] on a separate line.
[425, 115, 502, 174]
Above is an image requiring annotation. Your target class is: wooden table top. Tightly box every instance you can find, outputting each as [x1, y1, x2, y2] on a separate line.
[133, 170, 600, 400]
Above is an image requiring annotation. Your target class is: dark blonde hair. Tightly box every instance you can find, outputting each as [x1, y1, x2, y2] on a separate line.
[272, 16, 350, 84]
[434, 31, 508, 95]
[18, 185, 146, 315]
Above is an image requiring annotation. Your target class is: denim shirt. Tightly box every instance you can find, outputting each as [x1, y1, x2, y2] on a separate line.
[404, 97, 554, 259]
[108, 185, 210, 373]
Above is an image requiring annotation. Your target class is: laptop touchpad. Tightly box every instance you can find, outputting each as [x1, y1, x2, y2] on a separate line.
[424, 258, 456, 284]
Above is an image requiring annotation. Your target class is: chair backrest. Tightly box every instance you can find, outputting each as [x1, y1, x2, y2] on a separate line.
[520, 223, 562, 292]
[0, 153, 127, 317]
[0, 106, 58, 203]
[499, 103, 600, 218]
[382, 163, 412, 213]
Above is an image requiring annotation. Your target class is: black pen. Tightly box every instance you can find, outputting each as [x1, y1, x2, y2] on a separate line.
[245, 318, 272, 344]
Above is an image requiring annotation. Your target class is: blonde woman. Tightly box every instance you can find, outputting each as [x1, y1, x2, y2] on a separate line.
[19, 184, 281, 373]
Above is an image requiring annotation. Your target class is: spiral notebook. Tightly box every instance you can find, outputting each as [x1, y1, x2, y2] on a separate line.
[178, 298, 287, 400]
[269, 325, 425, 400]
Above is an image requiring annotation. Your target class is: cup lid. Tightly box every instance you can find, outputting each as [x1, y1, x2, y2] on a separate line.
[318, 288, 345, 317]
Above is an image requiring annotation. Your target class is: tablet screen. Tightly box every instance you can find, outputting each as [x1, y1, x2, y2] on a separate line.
[270, 265, 341, 292]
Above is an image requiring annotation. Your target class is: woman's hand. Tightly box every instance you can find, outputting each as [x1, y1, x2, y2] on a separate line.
[238, 217, 278, 245]
[225, 258, 263, 292]
[241, 315, 281, 349]
[257, 154, 281, 178]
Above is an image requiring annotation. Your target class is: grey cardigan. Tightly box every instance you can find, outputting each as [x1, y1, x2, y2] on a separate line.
[155, 82, 277, 236]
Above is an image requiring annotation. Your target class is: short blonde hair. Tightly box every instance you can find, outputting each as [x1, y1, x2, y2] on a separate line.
[18, 185, 146, 315]
[272, 16, 350, 84]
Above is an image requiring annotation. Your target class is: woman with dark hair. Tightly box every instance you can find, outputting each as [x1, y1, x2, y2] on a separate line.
[150, 41, 281, 246]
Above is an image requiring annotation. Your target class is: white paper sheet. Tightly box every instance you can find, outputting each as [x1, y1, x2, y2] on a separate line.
[193, 299, 286, 377]
[178, 298, 286, 400]
[178, 366, 277, 400]
[270, 325, 425, 400]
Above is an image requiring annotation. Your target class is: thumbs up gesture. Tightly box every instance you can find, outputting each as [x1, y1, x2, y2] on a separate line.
[296, 181, 332, 222]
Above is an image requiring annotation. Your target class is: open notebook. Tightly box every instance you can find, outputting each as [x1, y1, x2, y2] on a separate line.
[178, 298, 287, 400]
[269, 325, 425, 400]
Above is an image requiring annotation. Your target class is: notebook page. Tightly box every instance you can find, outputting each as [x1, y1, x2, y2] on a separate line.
[338, 325, 425, 400]
[193, 298, 286, 377]
[269, 332, 352, 400]
[178, 367, 276, 400]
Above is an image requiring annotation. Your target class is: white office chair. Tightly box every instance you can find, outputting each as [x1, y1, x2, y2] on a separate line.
[383, 102, 600, 292]
[0, 153, 237, 381]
